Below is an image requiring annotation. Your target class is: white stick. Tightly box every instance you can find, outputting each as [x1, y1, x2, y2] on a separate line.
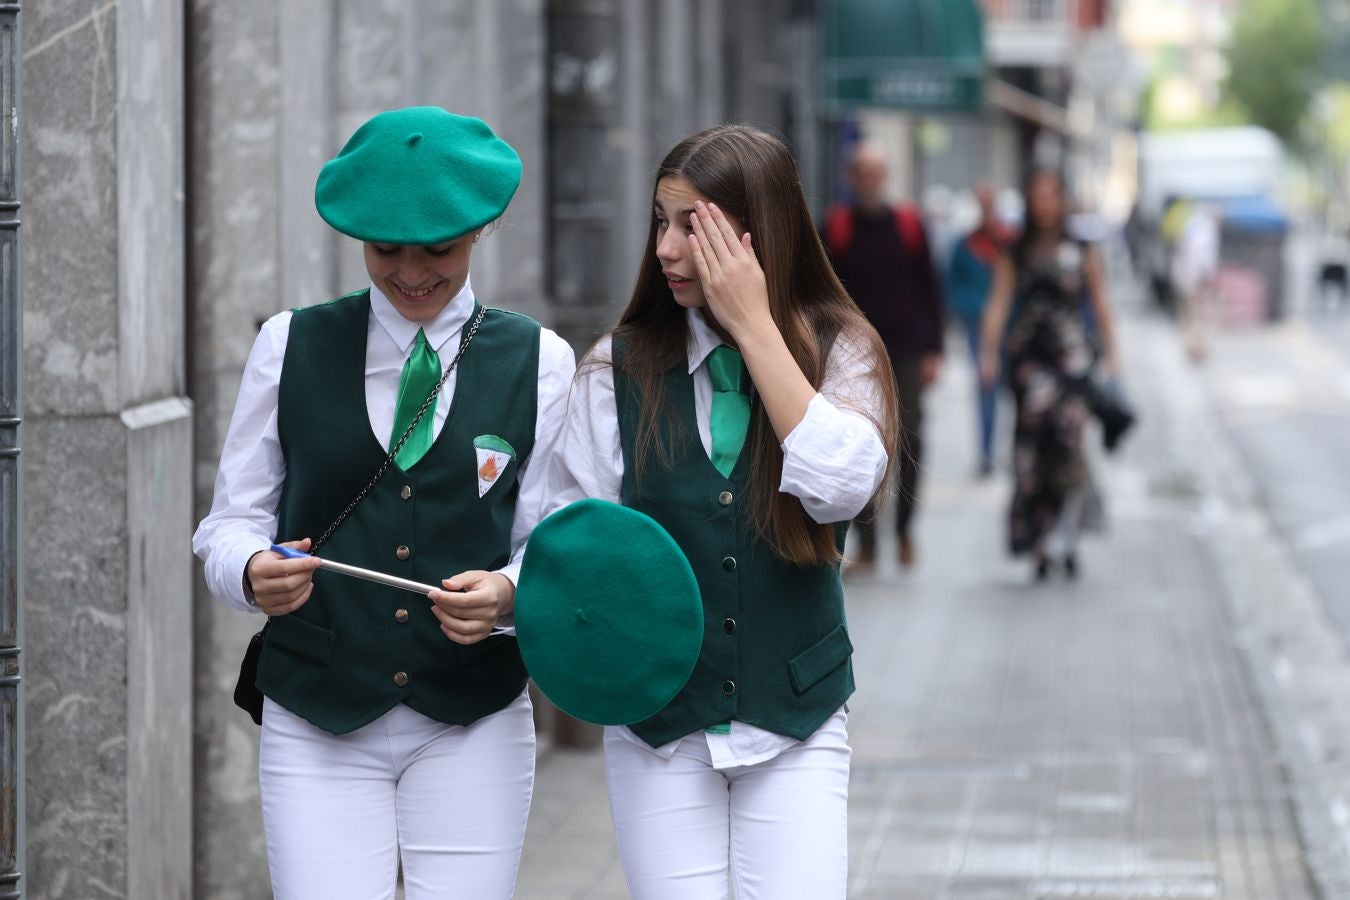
[316, 558, 441, 596]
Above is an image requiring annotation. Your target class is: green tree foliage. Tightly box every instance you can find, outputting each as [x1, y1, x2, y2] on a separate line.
[1224, 0, 1324, 147]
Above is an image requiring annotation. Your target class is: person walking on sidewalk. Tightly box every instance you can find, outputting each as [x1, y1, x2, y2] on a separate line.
[823, 143, 945, 571]
[1170, 200, 1221, 363]
[192, 107, 575, 899]
[550, 124, 899, 898]
[978, 168, 1121, 580]
[948, 181, 1015, 476]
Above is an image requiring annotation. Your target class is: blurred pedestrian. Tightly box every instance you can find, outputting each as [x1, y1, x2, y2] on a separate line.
[1170, 200, 1221, 362]
[192, 107, 575, 899]
[979, 169, 1121, 580]
[948, 181, 1015, 476]
[823, 142, 945, 571]
[549, 124, 899, 898]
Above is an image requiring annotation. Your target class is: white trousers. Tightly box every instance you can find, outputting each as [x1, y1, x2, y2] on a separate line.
[259, 692, 535, 900]
[604, 711, 851, 900]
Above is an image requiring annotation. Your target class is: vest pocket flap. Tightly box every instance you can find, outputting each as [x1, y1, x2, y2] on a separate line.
[788, 624, 853, 695]
[266, 615, 336, 667]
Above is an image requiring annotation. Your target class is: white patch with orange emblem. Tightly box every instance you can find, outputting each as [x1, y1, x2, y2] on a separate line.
[472, 435, 515, 498]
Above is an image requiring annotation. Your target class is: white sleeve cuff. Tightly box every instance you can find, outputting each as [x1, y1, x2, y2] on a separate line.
[215, 537, 274, 615]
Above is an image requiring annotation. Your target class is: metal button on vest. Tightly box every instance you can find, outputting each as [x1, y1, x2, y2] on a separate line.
[721, 680, 736, 696]
[394, 609, 409, 624]
[396, 545, 411, 560]
[722, 556, 737, 572]
[723, 617, 736, 634]
[400, 485, 412, 501]
[718, 491, 733, 506]
[393, 671, 409, 687]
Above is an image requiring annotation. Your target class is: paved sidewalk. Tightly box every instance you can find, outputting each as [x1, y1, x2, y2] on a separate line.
[514, 300, 1316, 899]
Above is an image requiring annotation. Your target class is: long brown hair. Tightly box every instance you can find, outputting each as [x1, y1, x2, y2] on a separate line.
[610, 124, 900, 567]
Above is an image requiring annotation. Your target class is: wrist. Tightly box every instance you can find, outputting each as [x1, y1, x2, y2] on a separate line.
[492, 572, 516, 617]
[732, 311, 784, 353]
[243, 550, 265, 607]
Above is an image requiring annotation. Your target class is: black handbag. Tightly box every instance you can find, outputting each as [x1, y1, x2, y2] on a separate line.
[1082, 375, 1137, 453]
[232, 306, 486, 724]
[234, 626, 270, 725]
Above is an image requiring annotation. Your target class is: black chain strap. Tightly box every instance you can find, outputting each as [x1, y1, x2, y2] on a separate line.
[310, 305, 487, 554]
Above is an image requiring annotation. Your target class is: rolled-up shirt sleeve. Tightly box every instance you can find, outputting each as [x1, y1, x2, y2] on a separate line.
[778, 331, 889, 524]
[192, 313, 292, 614]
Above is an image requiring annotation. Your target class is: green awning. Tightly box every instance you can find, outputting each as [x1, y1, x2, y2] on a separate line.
[823, 0, 986, 113]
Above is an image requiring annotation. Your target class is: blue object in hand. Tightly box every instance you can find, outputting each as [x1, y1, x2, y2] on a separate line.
[271, 544, 311, 560]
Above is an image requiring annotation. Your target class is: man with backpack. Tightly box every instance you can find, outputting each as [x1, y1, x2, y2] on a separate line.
[823, 143, 945, 574]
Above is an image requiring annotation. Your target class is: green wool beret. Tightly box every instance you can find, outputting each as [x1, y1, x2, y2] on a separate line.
[315, 106, 521, 245]
[515, 499, 704, 726]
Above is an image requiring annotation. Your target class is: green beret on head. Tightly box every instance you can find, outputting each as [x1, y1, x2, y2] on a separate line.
[515, 499, 704, 726]
[315, 106, 521, 245]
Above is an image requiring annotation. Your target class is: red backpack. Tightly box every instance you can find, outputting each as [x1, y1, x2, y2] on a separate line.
[823, 203, 925, 258]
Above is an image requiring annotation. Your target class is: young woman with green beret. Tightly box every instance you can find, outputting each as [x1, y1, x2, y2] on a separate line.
[549, 125, 901, 897]
[193, 107, 575, 899]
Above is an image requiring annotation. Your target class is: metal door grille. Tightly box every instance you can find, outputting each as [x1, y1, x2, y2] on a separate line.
[0, 2, 21, 898]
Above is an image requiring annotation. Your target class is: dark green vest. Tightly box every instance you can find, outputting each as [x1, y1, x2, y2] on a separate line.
[257, 290, 539, 735]
[615, 350, 854, 746]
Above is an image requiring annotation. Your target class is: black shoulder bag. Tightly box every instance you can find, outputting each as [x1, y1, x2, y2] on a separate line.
[232, 306, 487, 725]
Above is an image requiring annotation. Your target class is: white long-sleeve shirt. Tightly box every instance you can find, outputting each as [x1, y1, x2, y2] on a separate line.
[193, 277, 577, 618]
[548, 307, 888, 769]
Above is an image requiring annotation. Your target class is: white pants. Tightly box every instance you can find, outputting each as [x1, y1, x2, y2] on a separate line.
[259, 692, 535, 900]
[604, 712, 851, 899]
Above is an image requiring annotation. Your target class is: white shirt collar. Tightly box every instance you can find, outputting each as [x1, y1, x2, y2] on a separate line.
[369, 274, 476, 354]
[685, 307, 727, 374]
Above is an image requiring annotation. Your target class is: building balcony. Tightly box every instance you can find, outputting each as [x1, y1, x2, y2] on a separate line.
[982, 0, 1108, 68]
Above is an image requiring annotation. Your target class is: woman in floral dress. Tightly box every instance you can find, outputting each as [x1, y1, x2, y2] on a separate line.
[978, 169, 1121, 579]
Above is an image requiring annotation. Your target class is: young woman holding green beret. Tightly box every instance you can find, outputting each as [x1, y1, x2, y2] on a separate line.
[550, 125, 901, 897]
[193, 107, 575, 899]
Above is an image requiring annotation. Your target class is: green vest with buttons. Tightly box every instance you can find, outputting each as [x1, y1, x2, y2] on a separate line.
[614, 348, 854, 747]
[257, 290, 539, 735]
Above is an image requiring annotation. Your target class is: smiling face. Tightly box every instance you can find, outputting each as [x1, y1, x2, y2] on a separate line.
[653, 176, 746, 310]
[363, 236, 476, 322]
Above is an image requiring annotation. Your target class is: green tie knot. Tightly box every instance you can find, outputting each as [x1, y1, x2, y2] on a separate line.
[707, 345, 749, 395]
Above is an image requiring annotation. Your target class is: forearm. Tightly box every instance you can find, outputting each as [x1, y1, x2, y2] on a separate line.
[980, 300, 1008, 358]
[1096, 313, 1119, 363]
[734, 316, 818, 444]
[980, 259, 1014, 357]
[1087, 250, 1120, 364]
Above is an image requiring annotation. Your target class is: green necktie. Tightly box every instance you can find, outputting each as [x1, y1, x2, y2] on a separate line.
[707, 345, 750, 478]
[389, 327, 441, 469]
[706, 346, 749, 736]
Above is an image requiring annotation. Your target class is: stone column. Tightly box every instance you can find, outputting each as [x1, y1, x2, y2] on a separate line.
[186, 1, 285, 894]
[22, 0, 192, 897]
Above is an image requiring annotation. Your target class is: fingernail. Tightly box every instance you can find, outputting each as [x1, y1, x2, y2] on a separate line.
[709, 203, 718, 212]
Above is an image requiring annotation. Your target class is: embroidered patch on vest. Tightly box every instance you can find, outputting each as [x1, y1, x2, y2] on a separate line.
[473, 435, 515, 497]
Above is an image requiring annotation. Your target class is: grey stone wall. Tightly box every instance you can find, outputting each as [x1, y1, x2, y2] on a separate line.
[23, 0, 192, 897]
